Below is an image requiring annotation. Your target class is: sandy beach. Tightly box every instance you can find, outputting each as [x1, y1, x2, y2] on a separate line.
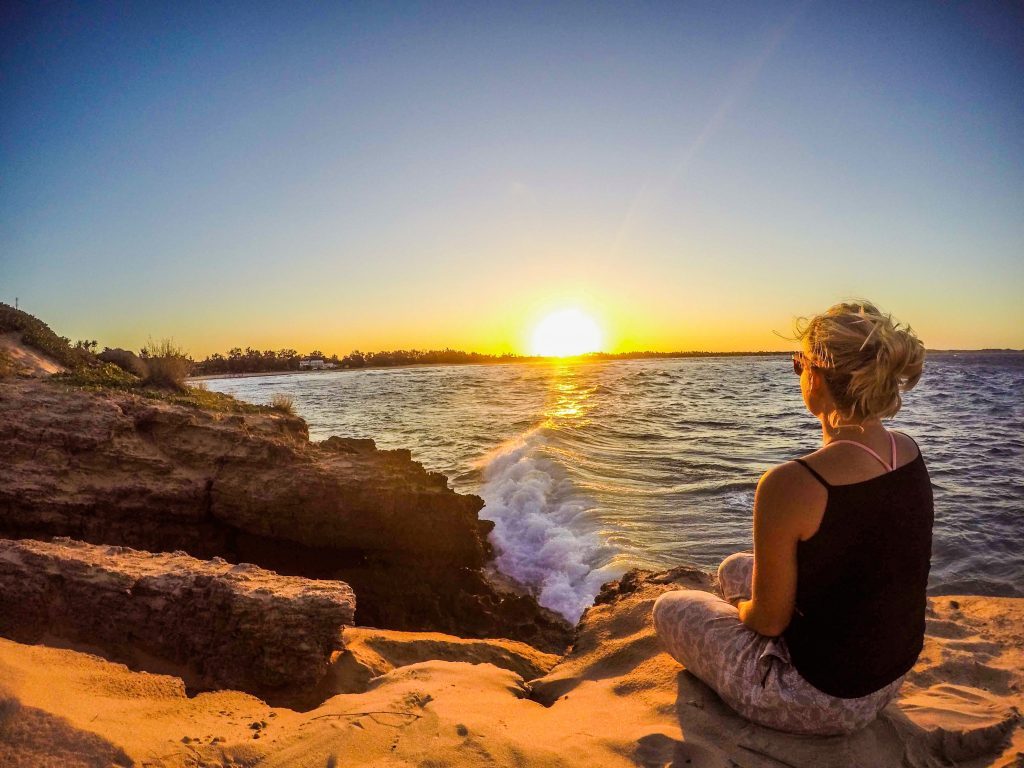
[1, 578, 1020, 767]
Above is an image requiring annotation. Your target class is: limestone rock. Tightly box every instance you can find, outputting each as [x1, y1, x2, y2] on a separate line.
[0, 537, 355, 704]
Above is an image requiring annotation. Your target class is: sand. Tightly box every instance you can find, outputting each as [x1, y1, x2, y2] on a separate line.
[0, 331, 65, 375]
[1, 586, 1020, 768]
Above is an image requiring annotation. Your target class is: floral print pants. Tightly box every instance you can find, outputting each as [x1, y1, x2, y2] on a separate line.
[652, 552, 904, 735]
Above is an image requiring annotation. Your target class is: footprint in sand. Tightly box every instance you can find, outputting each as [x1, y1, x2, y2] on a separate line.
[633, 732, 728, 768]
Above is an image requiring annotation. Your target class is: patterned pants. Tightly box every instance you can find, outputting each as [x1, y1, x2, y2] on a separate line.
[652, 553, 904, 735]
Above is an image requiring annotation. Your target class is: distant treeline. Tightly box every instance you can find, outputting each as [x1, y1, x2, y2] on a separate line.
[193, 348, 309, 375]
[192, 347, 532, 374]
[191, 347, 793, 375]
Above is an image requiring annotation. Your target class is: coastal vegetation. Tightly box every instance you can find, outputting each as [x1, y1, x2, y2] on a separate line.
[0, 303, 262, 413]
[58, 363, 271, 413]
[191, 347, 531, 375]
[138, 338, 192, 390]
[270, 392, 296, 415]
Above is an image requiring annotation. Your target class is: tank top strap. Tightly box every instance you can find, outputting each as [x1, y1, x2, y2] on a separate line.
[826, 439, 894, 472]
[890, 429, 922, 458]
[890, 429, 918, 448]
[794, 458, 831, 488]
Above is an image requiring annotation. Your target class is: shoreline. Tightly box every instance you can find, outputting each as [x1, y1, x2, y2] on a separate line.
[188, 347, 1024, 382]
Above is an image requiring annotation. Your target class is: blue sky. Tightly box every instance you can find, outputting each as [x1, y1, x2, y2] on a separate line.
[2, 1, 1022, 355]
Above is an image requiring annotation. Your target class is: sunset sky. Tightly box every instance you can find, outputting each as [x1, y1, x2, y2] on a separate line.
[2, 2, 1022, 357]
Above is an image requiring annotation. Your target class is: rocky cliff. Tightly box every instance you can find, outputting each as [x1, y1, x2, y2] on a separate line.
[0, 377, 570, 651]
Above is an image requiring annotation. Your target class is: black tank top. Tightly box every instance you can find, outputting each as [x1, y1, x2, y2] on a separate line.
[783, 441, 933, 699]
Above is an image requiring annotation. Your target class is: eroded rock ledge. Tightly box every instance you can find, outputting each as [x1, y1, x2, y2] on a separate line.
[0, 378, 571, 652]
[0, 537, 355, 705]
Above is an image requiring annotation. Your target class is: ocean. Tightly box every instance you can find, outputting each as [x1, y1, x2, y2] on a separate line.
[203, 352, 1024, 623]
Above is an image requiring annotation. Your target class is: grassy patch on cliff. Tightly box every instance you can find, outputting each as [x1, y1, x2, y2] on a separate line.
[163, 384, 267, 413]
[270, 392, 296, 414]
[55, 362, 139, 390]
[52, 364, 267, 413]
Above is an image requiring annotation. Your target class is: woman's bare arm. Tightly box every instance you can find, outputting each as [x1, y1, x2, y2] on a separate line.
[737, 463, 819, 636]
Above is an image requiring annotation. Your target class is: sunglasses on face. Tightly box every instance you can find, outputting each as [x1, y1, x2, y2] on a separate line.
[792, 353, 832, 376]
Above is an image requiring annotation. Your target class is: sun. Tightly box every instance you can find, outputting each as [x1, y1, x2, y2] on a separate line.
[531, 309, 604, 357]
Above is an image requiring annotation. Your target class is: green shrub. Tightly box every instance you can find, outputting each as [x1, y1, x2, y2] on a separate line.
[54, 362, 140, 390]
[98, 347, 149, 378]
[270, 392, 296, 415]
[145, 356, 192, 390]
[140, 339, 193, 390]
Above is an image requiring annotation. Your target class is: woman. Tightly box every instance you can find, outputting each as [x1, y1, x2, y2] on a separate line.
[653, 301, 932, 735]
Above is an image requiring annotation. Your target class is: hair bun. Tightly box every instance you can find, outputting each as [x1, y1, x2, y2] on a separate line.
[796, 301, 924, 426]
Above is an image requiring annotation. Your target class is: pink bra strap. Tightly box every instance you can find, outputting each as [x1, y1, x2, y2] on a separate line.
[827, 432, 896, 472]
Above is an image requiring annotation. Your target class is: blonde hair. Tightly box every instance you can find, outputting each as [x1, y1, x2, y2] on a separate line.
[795, 301, 925, 427]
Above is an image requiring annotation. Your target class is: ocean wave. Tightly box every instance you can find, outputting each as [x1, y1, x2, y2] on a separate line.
[477, 429, 618, 623]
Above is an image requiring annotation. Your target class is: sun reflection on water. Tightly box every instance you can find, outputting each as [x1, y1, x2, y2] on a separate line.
[543, 363, 594, 428]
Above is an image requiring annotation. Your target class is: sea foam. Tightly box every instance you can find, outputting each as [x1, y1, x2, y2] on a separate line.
[478, 428, 619, 624]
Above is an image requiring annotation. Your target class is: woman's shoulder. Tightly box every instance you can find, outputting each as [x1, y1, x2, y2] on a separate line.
[761, 459, 824, 486]
[756, 461, 829, 538]
[758, 461, 828, 505]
